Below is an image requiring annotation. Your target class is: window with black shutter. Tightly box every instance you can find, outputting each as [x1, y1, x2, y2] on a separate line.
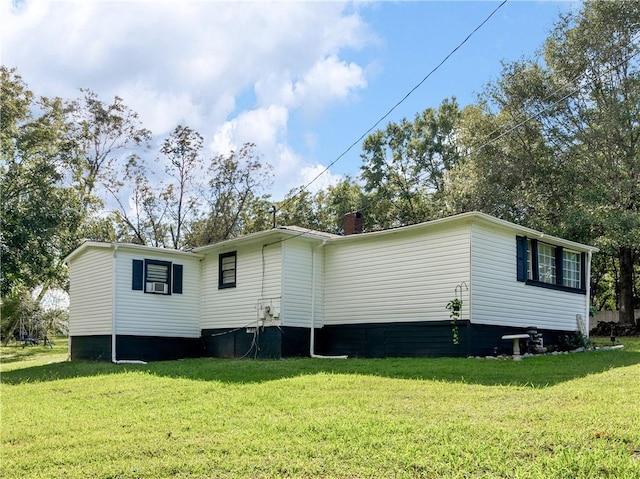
[515, 237, 585, 294]
[131, 259, 184, 295]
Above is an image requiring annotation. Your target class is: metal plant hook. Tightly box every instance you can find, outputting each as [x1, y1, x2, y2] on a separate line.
[455, 281, 468, 301]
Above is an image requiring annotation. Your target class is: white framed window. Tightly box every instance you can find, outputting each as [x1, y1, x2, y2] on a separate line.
[145, 259, 171, 294]
[516, 237, 585, 293]
[132, 259, 183, 295]
[538, 243, 556, 284]
[563, 250, 581, 289]
[218, 251, 237, 289]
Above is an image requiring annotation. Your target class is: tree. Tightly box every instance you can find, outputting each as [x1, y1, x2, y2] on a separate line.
[360, 98, 462, 229]
[160, 125, 203, 249]
[106, 125, 204, 249]
[323, 177, 367, 233]
[107, 156, 170, 247]
[0, 286, 38, 345]
[0, 67, 84, 298]
[0, 67, 89, 341]
[446, 73, 560, 228]
[67, 88, 152, 247]
[271, 177, 368, 234]
[185, 143, 273, 246]
[276, 188, 333, 232]
[447, 0, 640, 324]
[239, 194, 276, 235]
[70, 88, 152, 201]
[542, 0, 640, 325]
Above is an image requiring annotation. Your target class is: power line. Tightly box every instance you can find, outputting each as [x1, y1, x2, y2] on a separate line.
[416, 37, 640, 184]
[276, 0, 509, 214]
[361, 36, 640, 227]
[321, 33, 640, 232]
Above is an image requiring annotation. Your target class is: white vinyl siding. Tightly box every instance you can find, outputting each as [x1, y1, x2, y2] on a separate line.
[471, 223, 586, 331]
[201, 242, 282, 329]
[281, 240, 324, 328]
[115, 250, 200, 337]
[323, 225, 471, 326]
[68, 246, 113, 335]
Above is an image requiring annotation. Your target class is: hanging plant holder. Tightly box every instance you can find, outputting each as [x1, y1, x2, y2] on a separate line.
[446, 282, 468, 346]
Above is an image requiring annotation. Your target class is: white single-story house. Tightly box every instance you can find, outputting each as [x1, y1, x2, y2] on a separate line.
[64, 211, 598, 361]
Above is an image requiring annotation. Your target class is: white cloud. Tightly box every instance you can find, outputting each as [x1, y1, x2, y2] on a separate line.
[252, 56, 367, 114]
[211, 105, 288, 153]
[299, 164, 344, 193]
[211, 107, 343, 199]
[2, 0, 376, 200]
[293, 55, 367, 113]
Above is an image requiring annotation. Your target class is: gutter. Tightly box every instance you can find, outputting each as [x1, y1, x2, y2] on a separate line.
[310, 241, 347, 359]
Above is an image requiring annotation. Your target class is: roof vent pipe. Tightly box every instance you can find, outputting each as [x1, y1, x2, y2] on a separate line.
[343, 211, 363, 235]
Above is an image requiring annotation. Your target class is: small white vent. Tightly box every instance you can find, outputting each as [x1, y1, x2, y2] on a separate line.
[147, 282, 168, 294]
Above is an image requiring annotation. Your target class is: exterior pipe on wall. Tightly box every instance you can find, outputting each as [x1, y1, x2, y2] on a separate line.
[585, 250, 593, 337]
[310, 241, 347, 359]
[111, 244, 118, 363]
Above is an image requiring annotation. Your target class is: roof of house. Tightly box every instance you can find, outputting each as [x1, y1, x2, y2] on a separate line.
[64, 211, 598, 263]
[191, 225, 339, 253]
[327, 211, 599, 253]
[63, 241, 205, 264]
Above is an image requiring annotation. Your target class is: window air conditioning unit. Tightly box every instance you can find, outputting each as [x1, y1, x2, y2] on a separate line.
[147, 282, 168, 294]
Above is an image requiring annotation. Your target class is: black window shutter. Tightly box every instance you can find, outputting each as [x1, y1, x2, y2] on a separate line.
[132, 260, 144, 290]
[580, 253, 586, 290]
[516, 236, 527, 282]
[173, 264, 183, 294]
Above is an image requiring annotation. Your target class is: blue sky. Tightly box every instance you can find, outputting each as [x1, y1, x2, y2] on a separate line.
[1, 1, 576, 200]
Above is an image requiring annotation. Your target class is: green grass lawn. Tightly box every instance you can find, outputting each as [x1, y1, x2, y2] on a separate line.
[2, 337, 639, 478]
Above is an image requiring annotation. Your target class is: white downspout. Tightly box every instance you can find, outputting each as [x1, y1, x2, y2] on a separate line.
[111, 244, 146, 365]
[111, 245, 118, 363]
[310, 241, 347, 359]
[585, 250, 593, 338]
[310, 244, 317, 355]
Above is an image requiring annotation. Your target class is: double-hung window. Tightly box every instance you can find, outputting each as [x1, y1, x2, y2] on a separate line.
[132, 259, 183, 295]
[537, 243, 557, 285]
[517, 236, 585, 293]
[562, 250, 581, 289]
[218, 251, 237, 289]
[145, 260, 171, 294]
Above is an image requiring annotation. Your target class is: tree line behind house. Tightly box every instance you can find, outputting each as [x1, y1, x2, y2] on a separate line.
[1, 1, 638, 341]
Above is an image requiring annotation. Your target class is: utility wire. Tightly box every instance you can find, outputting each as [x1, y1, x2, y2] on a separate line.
[262, 0, 510, 248]
[276, 0, 509, 214]
[407, 38, 640, 189]
[273, 30, 640, 240]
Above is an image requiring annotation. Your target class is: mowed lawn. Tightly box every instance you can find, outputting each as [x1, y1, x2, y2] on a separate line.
[1, 338, 639, 478]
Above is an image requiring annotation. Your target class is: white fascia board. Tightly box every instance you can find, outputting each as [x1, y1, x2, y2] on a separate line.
[326, 211, 599, 253]
[192, 227, 333, 254]
[470, 212, 599, 253]
[63, 241, 113, 264]
[64, 241, 204, 264]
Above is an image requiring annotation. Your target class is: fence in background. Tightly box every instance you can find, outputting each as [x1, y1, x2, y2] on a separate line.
[590, 309, 640, 330]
